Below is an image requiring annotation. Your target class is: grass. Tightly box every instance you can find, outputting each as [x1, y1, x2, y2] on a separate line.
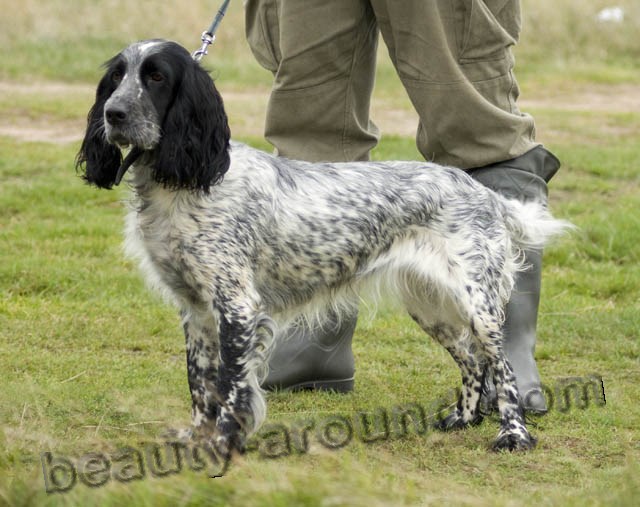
[1, 1, 640, 506]
[2, 0, 640, 87]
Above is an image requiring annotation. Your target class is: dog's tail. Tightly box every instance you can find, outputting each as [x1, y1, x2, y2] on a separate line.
[500, 198, 574, 250]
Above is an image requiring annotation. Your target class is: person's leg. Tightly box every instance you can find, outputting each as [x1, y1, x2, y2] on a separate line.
[246, 0, 379, 162]
[370, 0, 539, 168]
[245, 0, 379, 391]
[370, 0, 559, 412]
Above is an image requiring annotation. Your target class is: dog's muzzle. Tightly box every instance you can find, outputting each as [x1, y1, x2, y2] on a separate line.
[103, 98, 158, 185]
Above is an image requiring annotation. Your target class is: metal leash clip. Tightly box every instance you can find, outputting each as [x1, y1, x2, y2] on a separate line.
[193, 31, 216, 62]
[192, 0, 231, 62]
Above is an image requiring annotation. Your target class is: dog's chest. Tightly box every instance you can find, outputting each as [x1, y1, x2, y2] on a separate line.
[126, 190, 207, 305]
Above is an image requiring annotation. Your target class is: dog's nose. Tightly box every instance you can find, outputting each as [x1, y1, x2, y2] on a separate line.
[105, 107, 127, 126]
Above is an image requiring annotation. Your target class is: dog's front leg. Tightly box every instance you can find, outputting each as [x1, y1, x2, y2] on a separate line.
[181, 308, 222, 440]
[211, 306, 269, 457]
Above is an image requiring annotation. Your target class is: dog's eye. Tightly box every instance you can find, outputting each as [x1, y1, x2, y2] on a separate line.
[149, 71, 164, 83]
[111, 70, 123, 83]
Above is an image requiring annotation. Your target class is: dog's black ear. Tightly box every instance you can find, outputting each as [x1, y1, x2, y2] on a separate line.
[153, 59, 231, 192]
[76, 72, 122, 189]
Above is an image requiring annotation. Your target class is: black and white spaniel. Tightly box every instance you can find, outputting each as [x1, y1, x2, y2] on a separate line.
[77, 39, 570, 458]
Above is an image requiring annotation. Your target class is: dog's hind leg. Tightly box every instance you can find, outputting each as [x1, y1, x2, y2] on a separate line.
[470, 310, 537, 451]
[404, 279, 486, 431]
[415, 320, 486, 431]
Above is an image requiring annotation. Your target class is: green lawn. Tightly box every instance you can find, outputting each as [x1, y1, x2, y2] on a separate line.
[1, 1, 639, 506]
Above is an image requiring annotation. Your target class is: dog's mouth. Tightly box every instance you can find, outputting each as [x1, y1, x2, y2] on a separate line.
[107, 124, 157, 149]
[110, 135, 131, 150]
[106, 126, 133, 149]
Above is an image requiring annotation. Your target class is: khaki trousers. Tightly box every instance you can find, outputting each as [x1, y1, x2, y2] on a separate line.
[245, 0, 538, 168]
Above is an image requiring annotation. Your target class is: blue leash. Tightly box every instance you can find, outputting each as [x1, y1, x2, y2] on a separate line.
[192, 0, 232, 61]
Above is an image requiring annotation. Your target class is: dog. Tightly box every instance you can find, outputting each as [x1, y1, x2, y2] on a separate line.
[76, 39, 569, 457]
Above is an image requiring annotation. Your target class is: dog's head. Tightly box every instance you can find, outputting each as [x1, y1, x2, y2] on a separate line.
[76, 39, 230, 191]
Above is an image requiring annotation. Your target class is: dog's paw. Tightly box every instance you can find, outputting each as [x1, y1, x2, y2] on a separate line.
[433, 410, 483, 432]
[491, 428, 537, 452]
[212, 432, 247, 460]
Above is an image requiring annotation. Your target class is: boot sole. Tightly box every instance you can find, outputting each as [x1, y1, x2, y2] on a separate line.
[266, 377, 355, 393]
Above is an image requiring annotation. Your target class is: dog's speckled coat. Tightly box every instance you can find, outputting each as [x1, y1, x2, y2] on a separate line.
[77, 40, 569, 456]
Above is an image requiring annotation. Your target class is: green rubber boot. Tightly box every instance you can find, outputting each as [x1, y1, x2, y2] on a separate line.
[261, 312, 356, 393]
[469, 146, 560, 414]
